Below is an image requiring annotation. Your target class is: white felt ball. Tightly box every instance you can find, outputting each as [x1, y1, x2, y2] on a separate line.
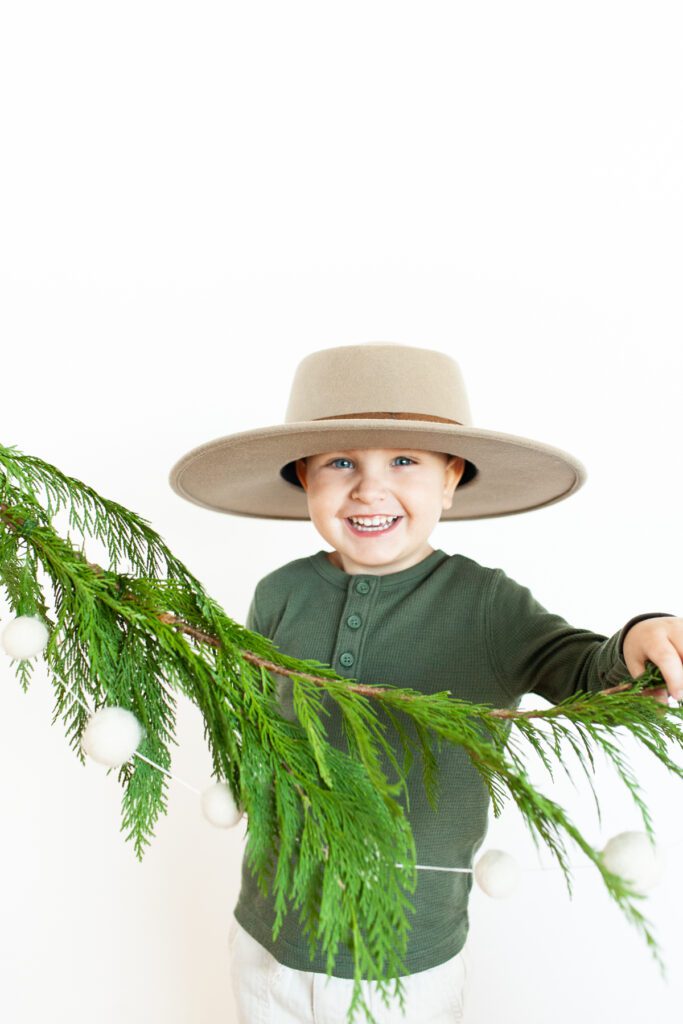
[80, 706, 145, 767]
[1, 615, 50, 659]
[473, 849, 521, 898]
[200, 781, 244, 828]
[601, 831, 666, 895]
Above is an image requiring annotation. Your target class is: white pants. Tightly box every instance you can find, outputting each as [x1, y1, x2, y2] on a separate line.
[228, 914, 469, 1024]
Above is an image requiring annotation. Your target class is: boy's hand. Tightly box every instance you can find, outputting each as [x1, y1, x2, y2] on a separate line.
[622, 616, 683, 704]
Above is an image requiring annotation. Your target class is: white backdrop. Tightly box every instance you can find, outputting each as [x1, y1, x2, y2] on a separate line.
[1, 2, 682, 1022]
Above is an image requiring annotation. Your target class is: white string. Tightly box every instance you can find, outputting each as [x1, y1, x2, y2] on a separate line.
[62, 685, 682, 873]
[395, 863, 472, 873]
[133, 749, 202, 795]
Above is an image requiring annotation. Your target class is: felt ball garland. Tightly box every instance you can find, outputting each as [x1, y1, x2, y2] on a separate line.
[473, 849, 522, 898]
[200, 781, 244, 828]
[0, 613, 670, 900]
[601, 830, 666, 895]
[80, 706, 146, 767]
[1, 614, 50, 659]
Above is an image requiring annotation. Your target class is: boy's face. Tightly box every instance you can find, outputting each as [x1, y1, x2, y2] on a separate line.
[294, 447, 466, 576]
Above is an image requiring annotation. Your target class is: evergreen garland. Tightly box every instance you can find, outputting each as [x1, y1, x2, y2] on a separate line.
[1, 440, 681, 1024]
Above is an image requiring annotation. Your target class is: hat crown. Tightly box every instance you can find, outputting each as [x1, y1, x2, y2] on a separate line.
[284, 342, 474, 427]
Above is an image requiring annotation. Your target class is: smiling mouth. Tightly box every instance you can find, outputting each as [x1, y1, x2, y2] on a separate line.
[345, 516, 403, 535]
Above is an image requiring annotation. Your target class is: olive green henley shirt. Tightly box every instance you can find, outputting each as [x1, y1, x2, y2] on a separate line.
[233, 547, 671, 978]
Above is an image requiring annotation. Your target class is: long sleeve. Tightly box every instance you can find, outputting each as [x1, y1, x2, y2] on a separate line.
[485, 566, 675, 705]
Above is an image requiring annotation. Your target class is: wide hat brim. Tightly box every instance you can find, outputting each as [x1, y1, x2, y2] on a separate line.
[168, 418, 587, 521]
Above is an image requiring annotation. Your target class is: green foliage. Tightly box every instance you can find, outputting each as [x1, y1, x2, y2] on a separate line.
[1, 441, 682, 1024]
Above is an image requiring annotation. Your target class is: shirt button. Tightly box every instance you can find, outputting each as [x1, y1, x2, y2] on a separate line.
[340, 651, 355, 668]
[347, 614, 362, 629]
[355, 580, 371, 594]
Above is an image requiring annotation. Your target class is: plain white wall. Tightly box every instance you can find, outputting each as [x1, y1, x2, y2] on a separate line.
[1, 2, 682, 1022]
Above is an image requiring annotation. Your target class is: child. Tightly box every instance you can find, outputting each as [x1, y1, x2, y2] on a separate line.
[169, 341, 681, 1023]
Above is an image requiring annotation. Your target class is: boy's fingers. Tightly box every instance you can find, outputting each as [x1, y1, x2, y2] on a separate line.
[649, 646, 683, 699]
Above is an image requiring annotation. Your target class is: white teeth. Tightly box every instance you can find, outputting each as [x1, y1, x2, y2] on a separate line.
[349, 515, 397, 526]
[348, 515, 399, 531]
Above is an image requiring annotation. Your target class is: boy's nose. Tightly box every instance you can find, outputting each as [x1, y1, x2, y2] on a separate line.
[352, 476, 390, 497]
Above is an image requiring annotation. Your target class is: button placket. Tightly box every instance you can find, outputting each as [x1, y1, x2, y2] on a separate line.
[336, 577, 374, 674]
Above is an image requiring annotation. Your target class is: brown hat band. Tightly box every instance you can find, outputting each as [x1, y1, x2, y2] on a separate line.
[281, 410, 476, 489]
[313, 411, 464, 425]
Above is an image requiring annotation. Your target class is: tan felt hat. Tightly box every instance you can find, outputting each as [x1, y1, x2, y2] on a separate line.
[168, 341, 587, 521]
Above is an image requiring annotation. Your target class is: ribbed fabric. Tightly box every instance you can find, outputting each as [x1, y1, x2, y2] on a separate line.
[233, 547, 672, 978]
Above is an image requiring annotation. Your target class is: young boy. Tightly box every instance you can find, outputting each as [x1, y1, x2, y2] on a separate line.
[169, 341, 682, 1023]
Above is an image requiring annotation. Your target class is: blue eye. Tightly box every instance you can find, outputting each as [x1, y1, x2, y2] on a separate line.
[327, 456, 415, 468]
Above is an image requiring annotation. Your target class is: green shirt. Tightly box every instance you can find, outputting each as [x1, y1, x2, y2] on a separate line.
[233, 547, 670, 977]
